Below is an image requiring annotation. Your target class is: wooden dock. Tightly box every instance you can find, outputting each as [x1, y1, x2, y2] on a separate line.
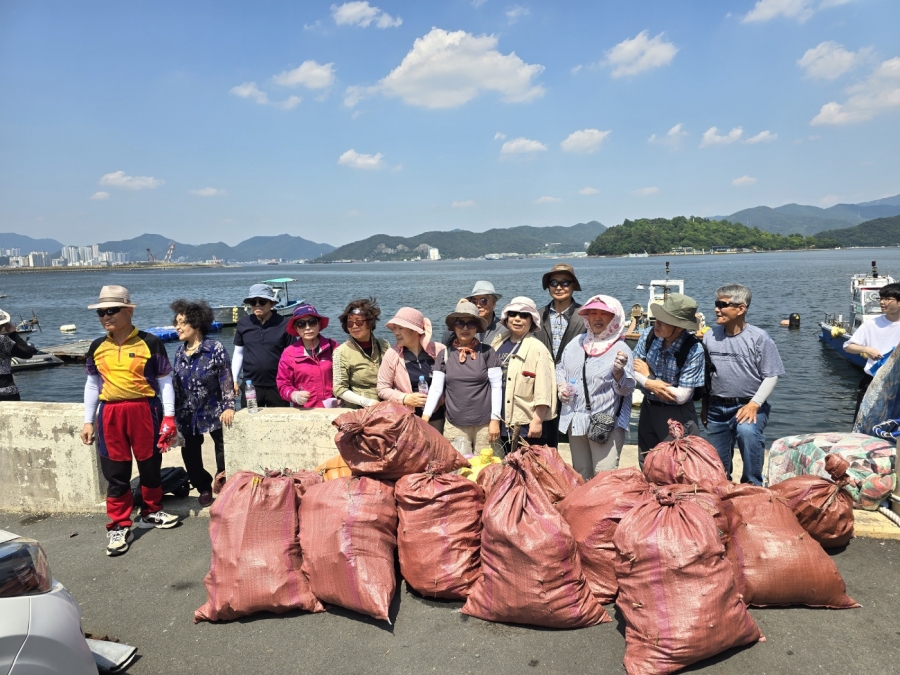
[44, 340, 93, 362]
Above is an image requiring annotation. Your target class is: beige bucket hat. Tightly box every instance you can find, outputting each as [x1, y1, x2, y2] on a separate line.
[88, 285, 137, 309]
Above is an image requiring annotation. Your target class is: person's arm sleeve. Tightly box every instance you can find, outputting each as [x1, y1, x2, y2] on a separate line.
[231, 346, 244, 383]
[218, 344, 236, 410]
[632, 330, 647, 360]
[488, 366, 502, 420]
[276, 352, 294, 402]
[332, 347, 375, 405]
[844, 323, 868, 348]
[634, 370, 649, 387]
[10, 333, 37, 359]
[750, 376, 778, 406]
[670, 385, 694, 405]
[83, 374, 101, 424]
[341, 389, 378, 407]
[158, 374, 175, 417]
[377, 351, 407, 404]
[422, 371, 445, 417]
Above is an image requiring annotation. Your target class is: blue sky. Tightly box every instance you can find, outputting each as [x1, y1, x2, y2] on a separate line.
[1, 0, 899, 247]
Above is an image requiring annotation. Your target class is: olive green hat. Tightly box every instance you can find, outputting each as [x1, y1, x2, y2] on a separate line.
[650, 293, 699, 331]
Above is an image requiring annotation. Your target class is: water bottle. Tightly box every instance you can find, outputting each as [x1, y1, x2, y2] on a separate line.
[562, 377, 577, 416]
[417, 375, 429, 395]
[245, 379, 259, 415]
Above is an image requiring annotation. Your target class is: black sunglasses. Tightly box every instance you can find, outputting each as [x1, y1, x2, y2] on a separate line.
[247, 298, 271, 307]
[467, 296, 491, 307]
[714, 300, 744, 309]
[506, 311, 532, 320]
[293, 318, 319, 329]
[548, 279, 573, 289]
[454, 319, 479, 330]
[96, 307, 123, 317]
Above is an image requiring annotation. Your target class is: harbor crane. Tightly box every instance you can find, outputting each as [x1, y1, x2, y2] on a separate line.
[146, 248, 157, 262]
[162, 241, 176, 263]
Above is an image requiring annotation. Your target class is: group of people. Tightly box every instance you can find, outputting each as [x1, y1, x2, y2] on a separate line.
[67, 264, 795, 557]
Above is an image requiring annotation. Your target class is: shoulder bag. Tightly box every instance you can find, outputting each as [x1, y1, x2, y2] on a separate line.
[582, 354, 624, 444]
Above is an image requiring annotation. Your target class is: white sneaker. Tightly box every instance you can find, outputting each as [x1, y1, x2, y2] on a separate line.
[136, 510, 179, 529]
[106, 528, 133, 556]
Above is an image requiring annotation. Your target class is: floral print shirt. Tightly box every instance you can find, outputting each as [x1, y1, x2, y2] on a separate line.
[172, 338, 235, 435]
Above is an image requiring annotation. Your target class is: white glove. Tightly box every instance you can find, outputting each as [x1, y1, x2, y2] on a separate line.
[558, 382, 574, 402]
[613, 350, 628, 374]
[291, 390, 310, 406]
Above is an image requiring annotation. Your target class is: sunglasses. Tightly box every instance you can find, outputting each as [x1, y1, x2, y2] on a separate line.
[346, 318, 368, 328]
[467, 296, 492, 307]
[293, 318, 319, 329]
[714, 300, 744, 310]
[548, 279, 573, 289]
[248, 298, 271, 307]
[454, 319, 479, 330]
[506, 311, 532, 320]
[96, 307, 123, 317]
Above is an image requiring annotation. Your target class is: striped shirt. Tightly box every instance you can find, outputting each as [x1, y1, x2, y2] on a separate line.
[555, 336, 635, 437]
[549, 306, 569, 358]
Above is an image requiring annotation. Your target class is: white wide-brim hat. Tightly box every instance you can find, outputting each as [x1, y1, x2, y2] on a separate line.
[88, 285, 136, 309]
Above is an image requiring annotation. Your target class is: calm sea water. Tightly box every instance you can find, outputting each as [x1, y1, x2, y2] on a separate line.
[5, 248, 899, 443]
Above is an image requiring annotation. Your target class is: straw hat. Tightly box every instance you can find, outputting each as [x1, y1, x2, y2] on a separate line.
[445, 299, 488, 332]
[88, 285, 136, 309]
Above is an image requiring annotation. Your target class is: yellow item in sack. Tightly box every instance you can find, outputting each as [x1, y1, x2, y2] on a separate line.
[463, 448, 502, 481]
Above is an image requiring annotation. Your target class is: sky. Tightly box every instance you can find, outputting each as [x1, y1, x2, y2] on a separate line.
[1, 0, 899, 247]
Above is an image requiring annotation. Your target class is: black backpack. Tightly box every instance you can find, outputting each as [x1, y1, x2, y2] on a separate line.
[130, 467, 191, 507]
[642, 330, 716, 402]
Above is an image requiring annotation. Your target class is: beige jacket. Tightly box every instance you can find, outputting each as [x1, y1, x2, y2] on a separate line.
[490, 332, 557, 427]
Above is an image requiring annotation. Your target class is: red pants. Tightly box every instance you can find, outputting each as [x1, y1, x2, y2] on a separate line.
[96, 398, 163, 530]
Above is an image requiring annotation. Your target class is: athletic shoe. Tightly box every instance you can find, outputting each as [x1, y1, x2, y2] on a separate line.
[106, 528, 133, 556]
[198, 491, 213, 507]
[136, 510, 180, 529]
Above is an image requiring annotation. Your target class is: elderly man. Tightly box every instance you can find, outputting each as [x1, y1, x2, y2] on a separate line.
[232, 283, 292, 407]
[80, 285, 179, 556]
[703, 283, 784, 485]
[441, 280, 504, 346]
[632, 293, 706, 467]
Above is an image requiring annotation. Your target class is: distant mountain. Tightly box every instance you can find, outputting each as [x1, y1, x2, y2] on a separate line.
[858, 194, 900, 207]
[317, 221, 606, 262]
[813, 215, 900, 248]
[96, 233, 334, 262]
[0, 233, 64, 254]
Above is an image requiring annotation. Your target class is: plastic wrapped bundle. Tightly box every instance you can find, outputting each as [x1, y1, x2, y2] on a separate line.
[769, 454, 855, 548]
[511, 443, 585, 505]
[194, 471, 324, 623]
[557, 468, 653, 604]
[333, 401, 467, 479]
[461, 454, 609, 628]
[714, 482, 859, 609]
[614, 486, 762, 675]
[395, 470, 484, 600]
[642, 419, 727, 489]
[300, 476, 398, 622]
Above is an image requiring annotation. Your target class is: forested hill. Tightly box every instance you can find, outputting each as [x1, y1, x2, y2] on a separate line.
[813, 215, 900, 248]
[316, 221, 605, 261]
[586, 216, 833, 256]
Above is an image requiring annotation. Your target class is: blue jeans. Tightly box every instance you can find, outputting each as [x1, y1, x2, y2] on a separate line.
[705, 401, 771, 485]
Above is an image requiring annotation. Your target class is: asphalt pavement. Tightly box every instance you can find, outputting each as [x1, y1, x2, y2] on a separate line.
[3, 510, 899, 675]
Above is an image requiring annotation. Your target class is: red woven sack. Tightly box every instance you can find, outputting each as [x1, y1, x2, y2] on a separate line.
[461, 454, 610, 628]
[300, 476, 398, 622]
[511, 443, 585, 505]
[395, 470, 484, 600]
[643, 420, 727, 489]
[557, 468, 653, 604]
[194, 471, 324, 623]
[768, 453, 855, 548]
[333, 401, 468, 479]
[614, 486, 762, 675]
[475, 462, 504, 497]
[714, 483, 859, 608]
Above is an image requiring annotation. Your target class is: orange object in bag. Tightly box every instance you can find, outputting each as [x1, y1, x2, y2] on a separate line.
[315, 454, 353, 481]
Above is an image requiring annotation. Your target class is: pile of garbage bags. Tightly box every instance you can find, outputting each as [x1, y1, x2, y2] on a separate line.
[195, 403, 865, 675]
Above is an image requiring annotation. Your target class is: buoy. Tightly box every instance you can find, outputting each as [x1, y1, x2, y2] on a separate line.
[788, 313, 801, 329]
[636, 284, 645, 290]
[60, 324, 77, 332]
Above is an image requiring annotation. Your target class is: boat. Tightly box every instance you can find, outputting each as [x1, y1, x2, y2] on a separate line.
[11, 350, 64, 372]
[624, 262, 685, 349]
[819, 261, 895, 369]
[14, 312, 41, 334]
[146, 322, 223, 342]
[628, 251, 649, 258]
[211, 278, 304, 327]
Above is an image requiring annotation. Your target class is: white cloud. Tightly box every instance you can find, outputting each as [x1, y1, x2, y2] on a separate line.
[534, 196, 561, 204]
[338, 149, 385, 169]
[560, 128, 611, 154]
[506, 5, 530, 23]
[344, 28, 545, 108]
[648, 122, 688, 148]
[631, 186, 659, 196]
[811, 57, 900, 125]
[603, 31, 678, 78]
[798, 42, 872, 81]
[732, 175, 758, 186]
[700, 126, 743, 147]
[500, 137, 547, 154]
[273, 60, 336, 89]
[331, 2, 402, 28]
[571, 64, 583, 75]
[99, 171, 164, 190]
[452, 200, 476, 208]
[578, 187, 599, 195]
[190, 187, 228, 197]
[275, 96, 301, 110]
[472, 0, 488, 6]
[742, 0, 856, 24]
[820, 194, 841, 205]
[494, 131, 506, 140]
[745, 130, 778, 144]
[90, 191, 110, 201]
[231, 81, 300, 108]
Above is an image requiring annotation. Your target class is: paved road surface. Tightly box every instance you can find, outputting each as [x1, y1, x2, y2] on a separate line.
[4, 511, 899, 674]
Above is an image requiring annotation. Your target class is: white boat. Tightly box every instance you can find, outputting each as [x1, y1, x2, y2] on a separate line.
[628, 251, 649, 258]
[625, 262, 685, 347]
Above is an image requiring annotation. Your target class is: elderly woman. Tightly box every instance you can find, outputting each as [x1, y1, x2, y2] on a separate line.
[423, 299, 502, 453]
[332, 298, 390, 409]
[377, 306, 447, 430]
[277, 304, 339, 408]
[170, 300, 235, 507]
[0, 308, 37, 401]
[490, 297, 556, 454]
[557, 294, 635, 480]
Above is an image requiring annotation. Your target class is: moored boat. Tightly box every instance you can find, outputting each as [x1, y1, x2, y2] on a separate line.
[211, 278, 304, 326]
[624, 262, 685, 348]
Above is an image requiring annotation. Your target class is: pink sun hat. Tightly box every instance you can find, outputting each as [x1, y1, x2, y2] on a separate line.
[578, 298, 615, 315]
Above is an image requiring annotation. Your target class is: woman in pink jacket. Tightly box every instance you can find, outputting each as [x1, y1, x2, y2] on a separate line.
[276, 304, 339, 408]
[377, 307, 446, 431]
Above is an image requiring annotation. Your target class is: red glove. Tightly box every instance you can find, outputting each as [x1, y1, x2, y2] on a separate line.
[157, 416, 178, 451]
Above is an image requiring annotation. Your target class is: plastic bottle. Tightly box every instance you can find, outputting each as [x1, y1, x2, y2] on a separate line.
[245, 379, 259, 414]
[562, 377, 577, 416]
[417, 375, 429, 395]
